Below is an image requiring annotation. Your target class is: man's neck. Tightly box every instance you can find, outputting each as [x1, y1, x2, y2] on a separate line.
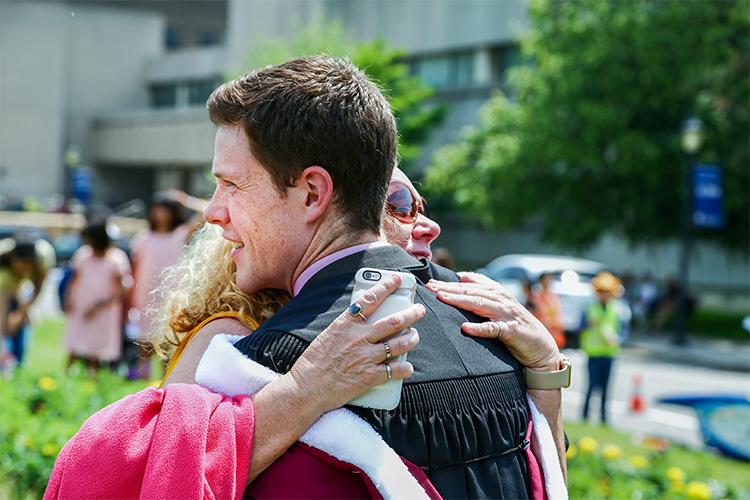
[287, 228, 380, 295]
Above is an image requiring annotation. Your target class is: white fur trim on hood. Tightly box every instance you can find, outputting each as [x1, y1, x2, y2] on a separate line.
[195, 334, 430, 500]
[527, 395, 568, 500]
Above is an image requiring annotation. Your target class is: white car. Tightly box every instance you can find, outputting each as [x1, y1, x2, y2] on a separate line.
[476, 254, 631, 344]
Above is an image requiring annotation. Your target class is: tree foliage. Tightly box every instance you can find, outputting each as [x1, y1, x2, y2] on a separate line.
[426, 0, 749, 252]
[237, 17, 445, 172]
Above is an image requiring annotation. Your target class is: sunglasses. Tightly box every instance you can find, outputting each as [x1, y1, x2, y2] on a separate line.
[386, 181, 427, 224]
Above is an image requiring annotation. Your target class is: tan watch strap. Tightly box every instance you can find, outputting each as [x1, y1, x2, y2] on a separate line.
[524, 356, 572, 390]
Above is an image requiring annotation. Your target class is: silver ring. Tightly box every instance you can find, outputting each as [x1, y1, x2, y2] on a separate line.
[384, 362, 393, 381]
[495, 321, 505, 340]
[383, 340, 392, 361]
[346, 302, 368, 322]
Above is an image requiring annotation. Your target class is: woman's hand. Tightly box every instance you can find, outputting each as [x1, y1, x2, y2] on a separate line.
[287, 273, 425, 414]
[426, 272, 560, 372]
[248, 274, 425, 482]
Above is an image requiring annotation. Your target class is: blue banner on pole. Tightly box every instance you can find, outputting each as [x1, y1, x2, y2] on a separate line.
[70, 167, 93, 205]
[692, 164, 724, 229]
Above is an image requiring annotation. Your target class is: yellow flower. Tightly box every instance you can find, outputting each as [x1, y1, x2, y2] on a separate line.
[686, 481, 712, 500]
[41, 443, 58, 457]
[628, 455, 648, 469]
[666, 466, 686, 483]
[38, 376, 58, 392]
[566, 443, 577, 460]
[602, 444, 622, 460]
[578, 436, 598, 454]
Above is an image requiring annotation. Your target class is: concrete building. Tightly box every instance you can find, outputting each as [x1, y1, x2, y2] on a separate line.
[0, 0, 747, 303]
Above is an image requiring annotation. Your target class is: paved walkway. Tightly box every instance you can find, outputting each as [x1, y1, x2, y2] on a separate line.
[622, 330, 750, 373]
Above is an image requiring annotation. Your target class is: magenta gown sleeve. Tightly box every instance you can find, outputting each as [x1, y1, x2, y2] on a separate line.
[44, 383, 254, 500]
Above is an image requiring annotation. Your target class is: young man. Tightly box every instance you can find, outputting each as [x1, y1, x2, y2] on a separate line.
[204, 56, 567, 497]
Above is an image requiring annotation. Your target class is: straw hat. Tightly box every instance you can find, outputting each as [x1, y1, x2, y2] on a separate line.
[591, 272, 622, 294]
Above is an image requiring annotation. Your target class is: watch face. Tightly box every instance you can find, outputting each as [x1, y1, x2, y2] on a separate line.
[704, 404, 750, 460]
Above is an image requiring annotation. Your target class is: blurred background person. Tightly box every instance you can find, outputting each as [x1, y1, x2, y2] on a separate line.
[653, 276, 697, 330]
[521, 278, 537, 314]
[432, 247, 455, 270]
[128, 190, 204, 379]
[532, 272, 566, 348]
[580, 271, 622, 425]
[633, 271, 659, 329]
[0, 237, 54, 369]
[63, 221, 131, 371]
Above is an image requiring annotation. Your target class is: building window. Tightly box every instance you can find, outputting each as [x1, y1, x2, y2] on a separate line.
[187, 79, 219, 106]
[410, 51, 475, 89]
[151, 84, 178, 108]
[199, 31, 220, 46]
[165, 27, 181, 49]
[491, 45, 522, 82]
[150, 78, 221, 109]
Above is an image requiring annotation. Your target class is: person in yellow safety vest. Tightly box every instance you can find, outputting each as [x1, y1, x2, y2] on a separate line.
[581, 271, 623, 425]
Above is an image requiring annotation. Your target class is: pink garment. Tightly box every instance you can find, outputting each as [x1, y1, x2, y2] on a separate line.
[526, 419, 548, 500]
[292, 241, 389, 296]
[130, 226, 190, 334]
[63, 246, 131, 361]
[44, 384, 253, 500]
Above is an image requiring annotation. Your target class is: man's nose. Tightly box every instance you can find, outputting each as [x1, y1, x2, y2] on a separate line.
[412, 213, 441, 244]
[204, 192, 228, 226]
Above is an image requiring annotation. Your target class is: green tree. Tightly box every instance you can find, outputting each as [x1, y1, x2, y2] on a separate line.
[426, 0, 749, 252]
[236, 17, 444, 172]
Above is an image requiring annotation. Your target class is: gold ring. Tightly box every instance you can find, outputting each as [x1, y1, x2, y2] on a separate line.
[385, 362, 393, 381]
[383, 340, 392, 361]
[346, 302, 368, 322]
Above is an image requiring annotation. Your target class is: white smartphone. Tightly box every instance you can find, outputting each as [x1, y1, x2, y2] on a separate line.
[348, 267, 417, 410]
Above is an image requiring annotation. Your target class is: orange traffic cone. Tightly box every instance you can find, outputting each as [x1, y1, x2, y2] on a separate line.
[630, 374, 645, 413]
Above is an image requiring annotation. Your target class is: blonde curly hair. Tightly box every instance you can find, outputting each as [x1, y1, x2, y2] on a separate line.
[148, 223, 290, 361]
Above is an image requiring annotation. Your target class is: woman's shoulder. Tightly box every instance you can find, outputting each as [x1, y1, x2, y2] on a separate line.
[195, 316, 254, 338]
[71, 245, 93, 266]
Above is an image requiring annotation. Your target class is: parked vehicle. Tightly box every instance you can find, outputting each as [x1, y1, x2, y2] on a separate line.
[476, 254, 631, 347]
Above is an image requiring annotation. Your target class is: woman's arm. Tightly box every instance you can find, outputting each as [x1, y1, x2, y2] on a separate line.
[163, 318, 253, 385]
[166, 275, 425, 484]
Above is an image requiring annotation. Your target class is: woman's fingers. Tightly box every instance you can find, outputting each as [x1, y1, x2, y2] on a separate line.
[376, 360, 414, 383]
[367, 304, 426, 342]
[461, 320, 512, 340]
[353, 274, 403, 319]
[426, 279, 495, 294]
[457, 271, 500, 288]
[367, 328, 419, 362]
[433, 290, 511, 320]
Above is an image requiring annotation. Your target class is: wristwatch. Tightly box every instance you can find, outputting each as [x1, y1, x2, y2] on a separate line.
[524, 356, 572, 390]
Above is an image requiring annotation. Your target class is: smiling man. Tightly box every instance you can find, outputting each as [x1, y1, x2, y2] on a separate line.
[203, 56, 565, 498]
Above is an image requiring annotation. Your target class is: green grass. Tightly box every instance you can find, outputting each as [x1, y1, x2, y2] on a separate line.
[24, 316, 164, 379]
[687, 308, 749, 342]
[566, 421, 750, 491]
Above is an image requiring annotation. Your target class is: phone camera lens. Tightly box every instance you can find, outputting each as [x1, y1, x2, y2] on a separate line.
[364, 271, 382, 281]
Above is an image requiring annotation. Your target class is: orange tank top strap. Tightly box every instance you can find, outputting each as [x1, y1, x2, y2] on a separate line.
[160, 311, 259, 387]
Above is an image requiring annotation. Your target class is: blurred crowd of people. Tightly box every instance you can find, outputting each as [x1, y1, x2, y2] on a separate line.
[0, 190, 203, 376]
[1, 187, 697, 388]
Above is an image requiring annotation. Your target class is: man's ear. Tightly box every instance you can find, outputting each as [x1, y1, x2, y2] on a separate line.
[298, 166, 334, 224]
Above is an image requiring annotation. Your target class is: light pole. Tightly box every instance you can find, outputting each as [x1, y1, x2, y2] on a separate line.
[675, 117, 703, 346]
[64, 143, 81, 199]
